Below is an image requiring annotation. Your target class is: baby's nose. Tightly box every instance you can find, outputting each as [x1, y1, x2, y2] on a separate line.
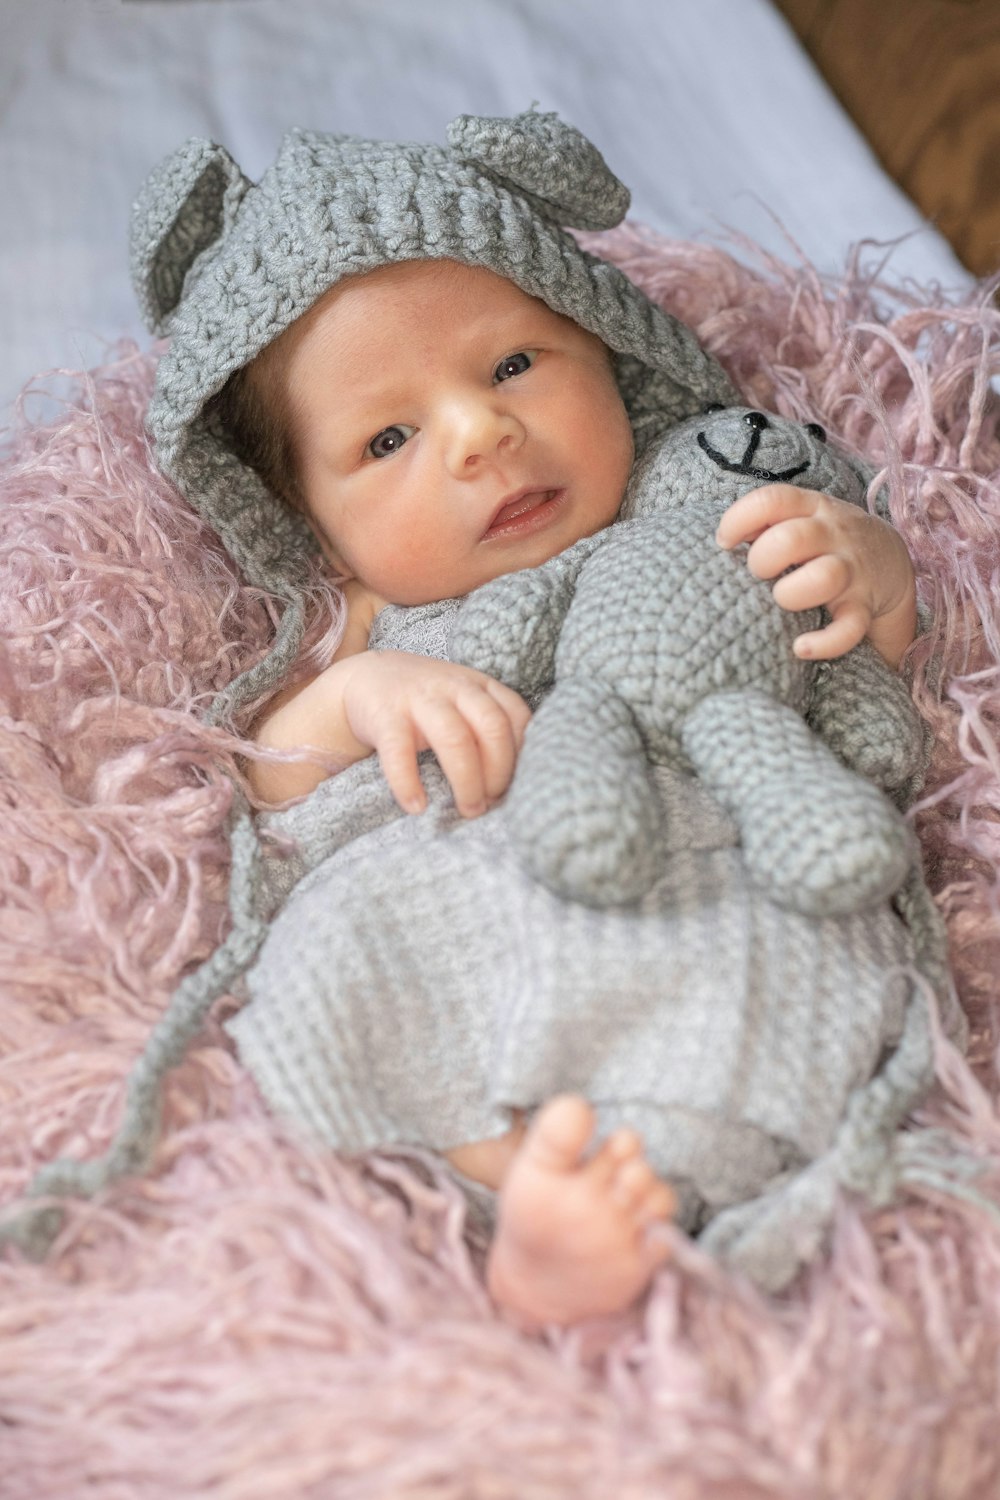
[446, 399, 525, 472]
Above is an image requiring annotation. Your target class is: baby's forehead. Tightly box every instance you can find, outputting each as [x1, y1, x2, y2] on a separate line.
[282, 258, 592, 378]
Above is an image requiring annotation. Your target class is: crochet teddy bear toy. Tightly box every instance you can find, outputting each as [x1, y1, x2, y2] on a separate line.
[450, 405, 927, 918]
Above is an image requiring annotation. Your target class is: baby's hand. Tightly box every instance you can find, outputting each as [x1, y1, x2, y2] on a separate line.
[715, 484, 917, 667]
[339, 651, 531, 817]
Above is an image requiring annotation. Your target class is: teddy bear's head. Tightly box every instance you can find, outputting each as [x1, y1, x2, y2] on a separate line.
[620, 406, 875, 521]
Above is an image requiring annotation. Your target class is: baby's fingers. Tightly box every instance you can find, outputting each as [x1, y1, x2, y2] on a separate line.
[375, 722, 428, 814]
[458, 685, 529, 806]
[716, 484, 817, 548]
[744, 516, 829, 581]
[771, 554, 851, 613]
[484, 678, 532, 754]
[793, 602, 870, 660]
[413, 698, 492, 818]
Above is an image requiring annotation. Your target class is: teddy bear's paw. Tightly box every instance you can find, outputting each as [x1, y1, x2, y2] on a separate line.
[683, 689, 916, 918]
[507, 679, 663, 906]
[808, 640, 929, 802]
[739, 777, 917, 918]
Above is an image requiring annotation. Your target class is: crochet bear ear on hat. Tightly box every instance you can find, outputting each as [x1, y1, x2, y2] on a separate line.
[129, 138, 252, 337]
[446, 109, 631, 231]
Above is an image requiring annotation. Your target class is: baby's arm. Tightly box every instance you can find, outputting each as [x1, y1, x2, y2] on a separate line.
[248, 580, 531, 815]
[715, 484, 917, 668]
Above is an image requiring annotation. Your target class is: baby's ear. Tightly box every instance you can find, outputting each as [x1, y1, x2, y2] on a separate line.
[130, 139, 251, 335]
[447, 110, 630, 231]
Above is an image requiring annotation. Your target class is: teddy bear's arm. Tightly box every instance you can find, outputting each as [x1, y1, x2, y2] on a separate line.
[448, 530, 606, 700]
[807, 640, 931, 806]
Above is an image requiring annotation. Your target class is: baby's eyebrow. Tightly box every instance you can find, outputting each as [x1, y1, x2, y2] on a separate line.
[305, 313, 551, 432]
[486, 312, 550, 343]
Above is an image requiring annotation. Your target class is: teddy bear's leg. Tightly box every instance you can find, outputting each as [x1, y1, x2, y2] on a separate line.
[506, 677, 663, 906]
[807, 640, 930, 807]
[681, 688, 916, 918]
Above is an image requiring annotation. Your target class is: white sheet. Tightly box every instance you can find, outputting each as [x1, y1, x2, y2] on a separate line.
[1, 0, 971, 416]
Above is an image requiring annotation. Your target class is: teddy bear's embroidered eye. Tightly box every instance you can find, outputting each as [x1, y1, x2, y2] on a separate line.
[701, 402, 724, 415]
[805, 422, 827, 443]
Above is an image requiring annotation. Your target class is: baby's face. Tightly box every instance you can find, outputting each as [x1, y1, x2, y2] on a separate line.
[280, 259, 634, 605]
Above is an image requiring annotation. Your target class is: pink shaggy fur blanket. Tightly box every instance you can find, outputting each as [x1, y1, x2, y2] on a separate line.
[2, 225, 1000, 1499]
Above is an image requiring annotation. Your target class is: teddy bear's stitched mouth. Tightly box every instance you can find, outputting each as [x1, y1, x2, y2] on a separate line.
[696, 430, 809, 484]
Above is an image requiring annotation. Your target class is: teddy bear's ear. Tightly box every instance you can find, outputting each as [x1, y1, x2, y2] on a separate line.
[447, 110, 630, 231]
[129, 139, 252, 336]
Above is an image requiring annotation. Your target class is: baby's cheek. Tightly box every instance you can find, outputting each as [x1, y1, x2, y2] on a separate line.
[363, 532, 462, 607]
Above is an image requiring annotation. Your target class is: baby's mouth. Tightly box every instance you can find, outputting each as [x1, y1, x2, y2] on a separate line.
[484, 488, 562, 536]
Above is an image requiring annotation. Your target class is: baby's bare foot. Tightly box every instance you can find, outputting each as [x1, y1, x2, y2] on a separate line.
[487, 1095, 675, 1327]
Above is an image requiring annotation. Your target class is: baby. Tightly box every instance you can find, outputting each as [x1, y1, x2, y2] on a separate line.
[128, 110, 922, 1327]
[212, 254, 917, 1326]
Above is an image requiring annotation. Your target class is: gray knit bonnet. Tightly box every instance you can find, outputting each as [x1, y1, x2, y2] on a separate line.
[130, 108, 738, 717]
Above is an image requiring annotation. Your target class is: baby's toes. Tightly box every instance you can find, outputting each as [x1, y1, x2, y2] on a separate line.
[589, 1126, 643, 1187]
[523, 1094, 595, 1175]
[638, 1179, 676, 1227]
[611, 1155, 658, 1214]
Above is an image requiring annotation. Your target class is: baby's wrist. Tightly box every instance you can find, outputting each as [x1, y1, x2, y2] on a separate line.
[867, 582, 918, 669]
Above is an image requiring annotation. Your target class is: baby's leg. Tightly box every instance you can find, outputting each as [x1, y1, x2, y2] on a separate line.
[446, 1116, 527, 1189]
[446, 1098, 675, 1327]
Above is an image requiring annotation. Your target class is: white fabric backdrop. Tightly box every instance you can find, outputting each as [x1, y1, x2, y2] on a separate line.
[1, 0, 971, 415]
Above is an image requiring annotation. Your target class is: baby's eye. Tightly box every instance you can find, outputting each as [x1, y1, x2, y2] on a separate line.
[367, 424, 415, 460]
[493, 351, 536, 383]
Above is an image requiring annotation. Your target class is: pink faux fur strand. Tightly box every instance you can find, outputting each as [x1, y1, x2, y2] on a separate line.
[1, 225, 999, 1499]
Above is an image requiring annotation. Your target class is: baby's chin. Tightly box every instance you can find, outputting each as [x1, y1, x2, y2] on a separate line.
[363, 527, 594, 607]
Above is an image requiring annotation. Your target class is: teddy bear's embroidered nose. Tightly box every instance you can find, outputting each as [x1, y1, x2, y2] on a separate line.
[696, 409, 809, 484]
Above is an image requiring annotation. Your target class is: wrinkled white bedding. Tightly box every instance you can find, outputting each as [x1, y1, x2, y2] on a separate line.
[1, 0, 970, 414]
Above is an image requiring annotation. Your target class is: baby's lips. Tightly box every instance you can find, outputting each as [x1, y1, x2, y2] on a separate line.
[485, 486, 559, 533]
